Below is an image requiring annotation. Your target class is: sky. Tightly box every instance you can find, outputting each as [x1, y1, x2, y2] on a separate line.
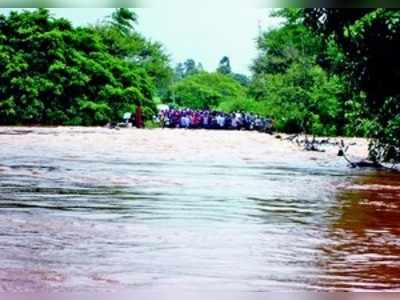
[1, 6, 283, 75]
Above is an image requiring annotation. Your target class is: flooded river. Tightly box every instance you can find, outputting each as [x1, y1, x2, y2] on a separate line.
[0, 127, 399, 291]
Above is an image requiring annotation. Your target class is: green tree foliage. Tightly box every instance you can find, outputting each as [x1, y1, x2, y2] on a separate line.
[172, 58, 203, 80]
[304, 8, 400, 163]
[0, 9, 170, 125]
[183, 59, 198, 77]
[251, 14, 322, 76]
[171, 72, 246, 109]
[250, 9, 347, 135]
[96, 11, 173, 98]
[254, 63, 344, 135]
[110, 8, 138, 34]
[217, 98, 267, 115]
[217, 56, 232, 75]
[171, 59, 204, 85]
[174, 63, 186, 81]
[216, 56, 250, 87]
[231, 73, 250, 87]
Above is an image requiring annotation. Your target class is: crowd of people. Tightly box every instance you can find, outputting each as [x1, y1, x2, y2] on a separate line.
[155, 109, 274, 133]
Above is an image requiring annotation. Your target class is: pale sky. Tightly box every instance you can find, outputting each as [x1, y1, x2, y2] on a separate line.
[1, 7, 282, 75]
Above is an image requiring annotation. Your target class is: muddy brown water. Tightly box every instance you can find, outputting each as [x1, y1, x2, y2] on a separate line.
[0, 127, 399, 291]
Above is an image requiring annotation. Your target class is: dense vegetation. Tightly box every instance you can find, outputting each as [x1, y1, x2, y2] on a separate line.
[303, 8, 400, 163]
[302, 8, 400, 162]
[249, 14, 348, 135]
[252, 8, 400, 163]
[169, 71, 247, 109]
[0, 8, 171, 125]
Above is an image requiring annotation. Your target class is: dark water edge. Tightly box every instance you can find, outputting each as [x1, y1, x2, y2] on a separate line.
[0, 128, 399, 291]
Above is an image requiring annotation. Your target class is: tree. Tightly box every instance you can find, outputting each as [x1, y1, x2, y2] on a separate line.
[252, 62, 344, 135]
[249, 9, 349, 135]
[0, 9, 170, 125]
[303, 8, 400, 163]
[174, 62, 185, 81]
[217, 56, 232, 74]
[196, 62, 204, 72]
[110, 8, 138, 34]
[251, 12, 323, 76]
[231, 73, 250, 87]
[171, 72, 246, 109]
[216, 56, 249, 86]
[183, 58, 197, 76]
[99, 9, 173, 96]
[172, 58, 204, 81]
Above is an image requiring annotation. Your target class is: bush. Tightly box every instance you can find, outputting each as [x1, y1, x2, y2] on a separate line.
[217, 98, 267, 114]
[251, 63, 345, 136]
[171, 72, 247, 109]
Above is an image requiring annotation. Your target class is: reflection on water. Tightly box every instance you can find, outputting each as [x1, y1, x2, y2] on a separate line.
[319, 172, 400, 291]
[0, 127, 399, 291]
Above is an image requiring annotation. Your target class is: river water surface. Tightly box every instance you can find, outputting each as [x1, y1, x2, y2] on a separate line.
[0, 127, 399, 292]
